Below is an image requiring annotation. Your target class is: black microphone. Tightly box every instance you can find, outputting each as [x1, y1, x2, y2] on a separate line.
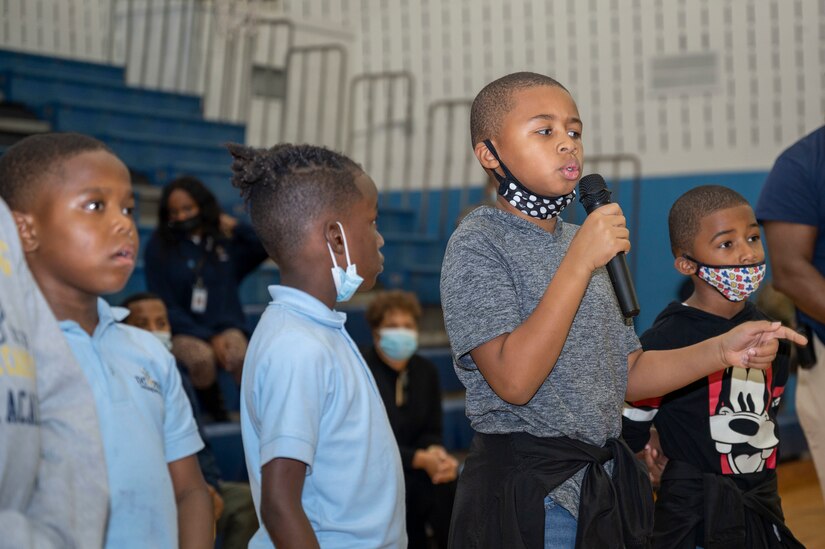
[578, 174, 640, 318]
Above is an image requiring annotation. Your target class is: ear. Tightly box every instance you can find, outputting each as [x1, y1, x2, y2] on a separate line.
[474, 141, 501, 171]
[323, 220, 345, 257]
[674, 255, 696, 276]
[12, 211, 39, 253]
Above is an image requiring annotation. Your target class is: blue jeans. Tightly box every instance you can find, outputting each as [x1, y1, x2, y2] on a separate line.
[544, 495, 577, 549]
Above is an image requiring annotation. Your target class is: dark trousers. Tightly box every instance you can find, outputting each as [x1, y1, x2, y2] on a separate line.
[406, 470, 456, 549]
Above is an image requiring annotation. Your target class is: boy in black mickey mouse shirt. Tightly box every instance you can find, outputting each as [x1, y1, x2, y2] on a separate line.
[623, 185, 802, 548]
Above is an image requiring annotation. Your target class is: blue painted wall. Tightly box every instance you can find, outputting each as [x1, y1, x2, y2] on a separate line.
[112, 171, 774, 337]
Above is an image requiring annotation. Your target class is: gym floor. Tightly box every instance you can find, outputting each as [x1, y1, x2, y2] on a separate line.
[778, 458, 825, 548]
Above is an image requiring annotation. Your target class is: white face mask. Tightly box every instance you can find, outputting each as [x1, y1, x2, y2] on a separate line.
[326, 222, 364, 302]
[151, 330, 173, 351]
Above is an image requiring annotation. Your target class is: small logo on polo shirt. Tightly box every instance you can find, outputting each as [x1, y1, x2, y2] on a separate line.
[135, 368, 162, 395]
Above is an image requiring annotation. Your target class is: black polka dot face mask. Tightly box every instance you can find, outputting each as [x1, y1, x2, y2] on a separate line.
[483, 139, 576, 220]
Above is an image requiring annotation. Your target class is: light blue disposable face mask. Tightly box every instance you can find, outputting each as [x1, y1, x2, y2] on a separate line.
[378, 327, 418, 361]
[327, 222, 364, 302]
[151, 330, 173, 351]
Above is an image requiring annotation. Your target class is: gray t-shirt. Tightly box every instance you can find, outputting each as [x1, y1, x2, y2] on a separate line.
[0, 198, 108, 548]
[440, 206, 640, 516]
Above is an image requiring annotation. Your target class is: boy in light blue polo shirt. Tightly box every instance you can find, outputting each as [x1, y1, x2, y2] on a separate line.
[60, 300, 208, 547]
[228, 143, 406, 548]
[0, 133, 214, 548]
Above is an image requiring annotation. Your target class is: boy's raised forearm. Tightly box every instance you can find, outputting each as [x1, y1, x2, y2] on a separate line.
[626, 321, 807, 401]
[625, 340, 728, 402]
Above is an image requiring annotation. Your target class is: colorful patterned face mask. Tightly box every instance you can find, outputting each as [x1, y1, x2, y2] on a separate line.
[684, 255, 766, 302]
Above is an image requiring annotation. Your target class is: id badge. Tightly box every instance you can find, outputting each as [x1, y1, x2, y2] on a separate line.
[191, 283, 208, 313]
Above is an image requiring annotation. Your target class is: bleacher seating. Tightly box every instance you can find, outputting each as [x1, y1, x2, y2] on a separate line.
[418, 347, 462, 393]
[216, 369, 241, 414]
[1, 68, 202, 115]
[0, 49, 127, 84]
[202, 422, 247, 482]
[0, 48, 461, 311]
[42, 100, 245, 143]
[165, 162, 242, 215]
[0, 50, 241, 192]
[0, 48, 478, 460]
[442, 396, 474, 452]
[342, 306, 372, 349]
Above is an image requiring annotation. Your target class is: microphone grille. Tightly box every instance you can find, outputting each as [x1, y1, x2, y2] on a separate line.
[578, 173, 606, 196]
[578, 173, 611, 212]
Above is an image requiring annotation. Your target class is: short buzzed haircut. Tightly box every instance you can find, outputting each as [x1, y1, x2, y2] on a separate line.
[470, 72, 568, 147]
[227, 142, 364, 265]
[0, 132, 112, 210]
[668, 185, 751, 257]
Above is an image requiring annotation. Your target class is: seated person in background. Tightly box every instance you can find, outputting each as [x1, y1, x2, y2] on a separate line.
[0, 196, 108, 549]
[0, 132, 213, 548]
[364, 290, 458, 549]
[144, 176, 268, 420]
[622, 185, 802, 548]
[122, 292, 259, 549]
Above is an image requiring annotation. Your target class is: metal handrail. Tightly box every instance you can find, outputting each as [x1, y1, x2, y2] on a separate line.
[107, 1, 295, 128]
[346, 71, 415, 205]
[252, 18, 295, 145]
[421, 98, 481, 237]
[280, 44, 347, 150]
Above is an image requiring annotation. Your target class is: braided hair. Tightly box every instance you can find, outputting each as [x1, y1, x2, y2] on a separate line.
[227, 143, 364, 264]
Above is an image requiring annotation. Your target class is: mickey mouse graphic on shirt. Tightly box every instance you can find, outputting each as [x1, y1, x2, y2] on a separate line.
[708, 365, 782, 474]
[685, 257, 779, 473]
